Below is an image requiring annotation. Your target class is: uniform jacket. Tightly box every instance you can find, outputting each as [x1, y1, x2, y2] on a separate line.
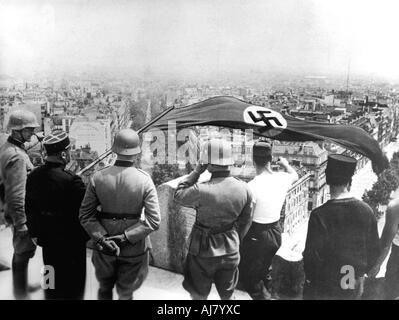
[303, 197, 380, 297]
[0, 136, 34, 228]
[79, 160, 161, 257]
[25, 161, 89, 247]
[174, 170, 254, 258]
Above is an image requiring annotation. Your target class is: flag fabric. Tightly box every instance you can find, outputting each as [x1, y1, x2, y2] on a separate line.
[146, 96, 389, 174]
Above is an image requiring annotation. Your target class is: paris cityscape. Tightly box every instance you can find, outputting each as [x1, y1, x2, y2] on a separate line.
[1, 0, 399, 303]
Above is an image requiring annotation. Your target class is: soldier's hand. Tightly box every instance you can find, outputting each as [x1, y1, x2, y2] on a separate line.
[106, 234, 128, 246]
[194, 163, 208, 175]
[97, 237, 120, 256]
[277, 157, 289, 167]
[15, 224, 29, 237]
[368, 265, 380, 278]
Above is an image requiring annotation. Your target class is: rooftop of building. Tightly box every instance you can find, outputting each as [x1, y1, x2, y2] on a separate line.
[272, 141, 328, 158]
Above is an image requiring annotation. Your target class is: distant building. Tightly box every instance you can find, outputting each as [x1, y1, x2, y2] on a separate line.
[69, 118, 112, 156]
[282, 171, 311, 235]
[69, 144, 101, 182]
[52, 115, 75, 134]
[273, 141, 329, 210]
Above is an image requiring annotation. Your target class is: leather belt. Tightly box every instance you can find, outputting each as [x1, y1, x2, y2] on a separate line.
[193, 222, 236, 234]
[97, 212, 141, 220]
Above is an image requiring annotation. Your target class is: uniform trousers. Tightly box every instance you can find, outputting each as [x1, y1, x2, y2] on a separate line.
[11, 227, 36, 299]
[182, 252, 239, 300]
[41, 242, 86, 300]
[92, 249, 149, 300]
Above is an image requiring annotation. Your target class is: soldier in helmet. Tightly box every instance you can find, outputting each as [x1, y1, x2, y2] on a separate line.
[25, 130, 89, 299]
[0, 109, 40, 299]
[79, 128, 161, 300]
[174, 138, 254, 300]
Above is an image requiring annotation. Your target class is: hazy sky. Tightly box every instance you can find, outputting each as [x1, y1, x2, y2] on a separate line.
[1, 0, 399, 79]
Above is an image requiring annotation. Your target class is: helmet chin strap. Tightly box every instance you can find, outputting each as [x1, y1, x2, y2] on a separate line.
[11, 130, 27, 144]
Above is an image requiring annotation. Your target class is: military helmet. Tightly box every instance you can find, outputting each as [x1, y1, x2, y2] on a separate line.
[7, 109, 39, 131]
[112, 129, 141, 156]
[200, 138, 234, 166]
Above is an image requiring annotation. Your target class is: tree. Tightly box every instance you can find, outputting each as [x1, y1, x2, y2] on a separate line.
[363, 151, 399, 218]
[128, 98, 147, 130]
[151, 163, 182, 187]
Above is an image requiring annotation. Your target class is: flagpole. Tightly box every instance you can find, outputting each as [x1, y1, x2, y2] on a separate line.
[76, 105, 175, 176]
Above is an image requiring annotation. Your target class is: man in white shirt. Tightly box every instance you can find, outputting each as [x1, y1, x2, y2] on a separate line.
[239, 141, 298, 300]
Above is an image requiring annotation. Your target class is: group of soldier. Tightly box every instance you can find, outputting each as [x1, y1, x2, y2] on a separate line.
[0, 110, 160, 300]
[1, 109, 399, 300]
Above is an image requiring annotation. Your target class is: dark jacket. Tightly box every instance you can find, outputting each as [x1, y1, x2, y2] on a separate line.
[303, 197, 380, 298]
[25, 161, 89, 247]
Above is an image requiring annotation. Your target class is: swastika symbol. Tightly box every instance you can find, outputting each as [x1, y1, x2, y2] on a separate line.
[247, 110, 284, 131]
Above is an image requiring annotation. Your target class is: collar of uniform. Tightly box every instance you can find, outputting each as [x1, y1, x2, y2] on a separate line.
[7, 136, 25, 150]
[44, 161, 65, 169]
[211, 171, 230, 179]
[114, 160, 134, 167]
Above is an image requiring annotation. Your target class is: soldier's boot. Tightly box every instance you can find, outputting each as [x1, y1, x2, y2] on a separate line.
[98, 287, 113, 300]
[12, 256, 29, 299]
[219, 292, 236, 300]
[189, 292, 208, 300]
[249, 280, 272, 300]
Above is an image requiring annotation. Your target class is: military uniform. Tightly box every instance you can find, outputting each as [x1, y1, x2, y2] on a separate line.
[79, 160, 161, 300]
[303, 154, 380, 300]
[0, 136, 36, 298]
[25, 131, 89, 299]
[303, 198, 379, 299]
[26, 163, 88, 299]
[174, 169, 253, 300]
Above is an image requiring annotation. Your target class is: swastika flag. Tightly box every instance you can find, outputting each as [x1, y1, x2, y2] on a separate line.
[145, 96, 389, 174]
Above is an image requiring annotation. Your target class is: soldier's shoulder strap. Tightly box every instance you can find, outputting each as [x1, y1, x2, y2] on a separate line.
[232, 176, 244, 182]
[136, 168, 150, 177]
[232, 176, 251, 189]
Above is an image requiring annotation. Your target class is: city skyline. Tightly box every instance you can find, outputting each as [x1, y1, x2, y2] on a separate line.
[1, 0, 399, 81]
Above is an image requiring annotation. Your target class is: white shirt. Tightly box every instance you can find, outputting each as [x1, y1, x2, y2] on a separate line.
[248, 171, 297, 224]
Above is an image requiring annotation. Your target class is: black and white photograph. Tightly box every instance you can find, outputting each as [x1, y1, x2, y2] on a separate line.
[1, 0, 399, 306]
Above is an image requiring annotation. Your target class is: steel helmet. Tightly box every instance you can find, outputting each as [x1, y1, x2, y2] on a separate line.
[112, 129, 141, 156]
[200, 138, 234, 166]
[7, 109, 39, 131]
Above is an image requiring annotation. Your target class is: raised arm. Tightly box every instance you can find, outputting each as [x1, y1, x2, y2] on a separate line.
[277, 157, 298, 183]
[368, 200, 399, 277]
[174, 164, 207, 208]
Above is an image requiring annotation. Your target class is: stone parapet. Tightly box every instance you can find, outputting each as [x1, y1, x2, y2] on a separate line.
[150, 172, 211, 274]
